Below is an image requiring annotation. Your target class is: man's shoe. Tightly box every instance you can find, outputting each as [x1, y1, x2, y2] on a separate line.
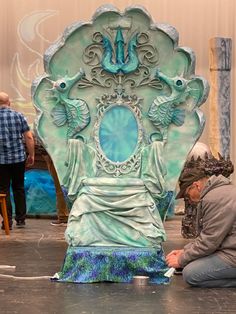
[50, 220, 67, 226]
[1, 223, 12, 230]
[16, 220, 26, 228]
[174, 268, 183, 275]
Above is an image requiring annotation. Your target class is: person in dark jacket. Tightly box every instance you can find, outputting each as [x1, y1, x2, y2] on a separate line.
[166, 169, 236, 287]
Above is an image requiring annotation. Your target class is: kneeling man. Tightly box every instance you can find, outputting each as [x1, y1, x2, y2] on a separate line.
[166, 169, 236, 288]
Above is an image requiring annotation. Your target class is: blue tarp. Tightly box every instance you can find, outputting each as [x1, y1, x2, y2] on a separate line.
[24, 169, 56, 215]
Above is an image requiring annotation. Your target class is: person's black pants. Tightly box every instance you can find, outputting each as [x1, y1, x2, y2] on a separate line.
[0, 161, 26, 224]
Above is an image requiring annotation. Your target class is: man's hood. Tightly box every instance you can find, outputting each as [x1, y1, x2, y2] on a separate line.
[201, 174, 231, 198]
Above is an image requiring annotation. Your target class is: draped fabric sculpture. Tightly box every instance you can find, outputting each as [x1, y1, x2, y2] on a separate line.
[32, 6, 209, 283]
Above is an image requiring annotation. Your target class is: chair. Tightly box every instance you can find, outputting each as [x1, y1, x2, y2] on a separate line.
[0, 194, 10, 235]
[32, 5, 209, 283]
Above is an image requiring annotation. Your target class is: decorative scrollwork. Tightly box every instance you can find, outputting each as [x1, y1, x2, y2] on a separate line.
[80, 29, 161, 91]
[82, 32, 103, 66]
[96, 153, 141, 177]
[136, 32, 159, 66]
[78, 68, 118, 89]
[123, 65, 163, 89]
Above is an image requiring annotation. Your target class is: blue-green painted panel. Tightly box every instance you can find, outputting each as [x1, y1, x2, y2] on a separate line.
[99, 106, 138, 162]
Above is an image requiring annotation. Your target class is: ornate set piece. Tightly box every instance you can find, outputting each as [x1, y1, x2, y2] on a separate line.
[32, 6, 209, 284]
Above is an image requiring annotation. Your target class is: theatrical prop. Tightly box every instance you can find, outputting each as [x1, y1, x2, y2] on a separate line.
[209, 37, 232, 158]
[32, 5, 209, 283]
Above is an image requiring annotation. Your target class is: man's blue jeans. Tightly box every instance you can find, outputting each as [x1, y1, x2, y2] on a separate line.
[183, 254, 236, 288]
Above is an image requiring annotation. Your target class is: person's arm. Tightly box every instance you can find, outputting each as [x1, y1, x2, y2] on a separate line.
[23, 130, 35, 166]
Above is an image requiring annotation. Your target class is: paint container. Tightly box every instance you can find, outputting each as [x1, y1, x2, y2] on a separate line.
[132, 275, 149, 286]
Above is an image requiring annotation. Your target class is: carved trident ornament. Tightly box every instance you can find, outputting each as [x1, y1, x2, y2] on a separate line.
[101, 27, 140, 74]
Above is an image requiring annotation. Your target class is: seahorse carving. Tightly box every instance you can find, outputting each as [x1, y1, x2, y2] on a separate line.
[48, 69, 90, 140]
[148, 70, 198, 143]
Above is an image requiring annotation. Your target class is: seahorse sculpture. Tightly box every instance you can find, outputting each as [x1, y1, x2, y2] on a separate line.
[48, 69, 90, 140]
[148, 70, 198, 143]
[101, 28, 139, 74]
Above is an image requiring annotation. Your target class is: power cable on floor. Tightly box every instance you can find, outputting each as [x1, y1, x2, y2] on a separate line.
[0, 265, 51, 280]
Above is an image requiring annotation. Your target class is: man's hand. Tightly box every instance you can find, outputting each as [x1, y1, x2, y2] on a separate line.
[26, 155, 34, 167]
[166, 249, 184, 268]
[23, 130, 35, 167]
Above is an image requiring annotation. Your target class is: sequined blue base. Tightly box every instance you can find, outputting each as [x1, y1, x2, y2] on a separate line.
[56, 246, 170, 284]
